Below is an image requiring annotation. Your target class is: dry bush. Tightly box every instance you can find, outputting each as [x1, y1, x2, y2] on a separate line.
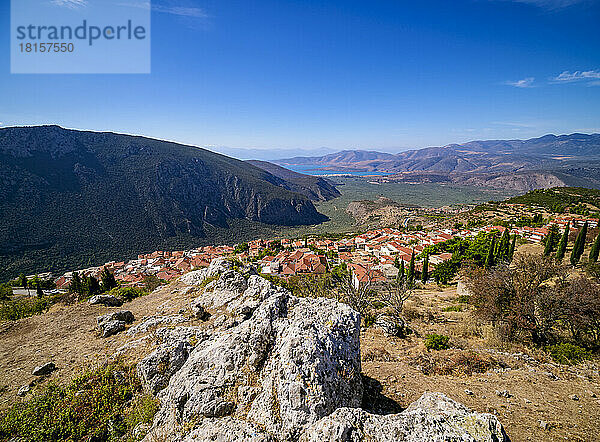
[463, 255, 567, 345]
[362, 347, 394, 362]
[464, 254, 600, 350]
[555, 276, 600, 348]
[412, 349, 504, 376]
[448, 314, 483, 338]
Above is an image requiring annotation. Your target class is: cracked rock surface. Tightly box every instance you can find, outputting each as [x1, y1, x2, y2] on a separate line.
[140, 263, 508, 442]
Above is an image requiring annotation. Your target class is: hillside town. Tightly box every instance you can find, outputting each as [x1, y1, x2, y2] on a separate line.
[34, 207, 597, 292]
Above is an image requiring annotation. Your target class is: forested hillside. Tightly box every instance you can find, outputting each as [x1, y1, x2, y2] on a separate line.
[0, 126, 328, 279]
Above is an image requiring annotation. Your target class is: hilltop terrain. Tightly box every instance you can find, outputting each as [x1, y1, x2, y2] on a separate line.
[0, 126, 331, 280]
[2, 256, 599, 441]
[507, 187, 600, 211]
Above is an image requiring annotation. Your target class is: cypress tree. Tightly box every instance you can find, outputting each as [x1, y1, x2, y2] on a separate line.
[570, 222, 588, 266]
[397, 259, 405, 284]
[17, 273, 27, 288]
[70, 272, 83, 295]
[485, 236, 496, 269]
[100, 268, 117, 292]
[589, 232, 600, 263]
[407, 251, 415, 285]
[556, 222, 569, 261]
[508, 235, 517, 262]
[421, 255, 429, 284]
[394, 255, 400, 269]
[543, 225, 559, 256]
[86, 276, 101, 296]
[498, 229, 511, 261]
[36, 282, 44, 298]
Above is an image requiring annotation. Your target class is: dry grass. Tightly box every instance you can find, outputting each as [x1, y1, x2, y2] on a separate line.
[411, 349, 505, 376]
[361, 284, 600, 442]
[0, 280, 202, 410]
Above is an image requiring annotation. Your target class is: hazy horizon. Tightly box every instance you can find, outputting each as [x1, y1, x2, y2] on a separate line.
[1, 0, 599, 151]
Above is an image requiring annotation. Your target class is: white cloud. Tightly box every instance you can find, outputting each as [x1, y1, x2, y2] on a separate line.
[154, 5, 207, 17]
[51, 0, 87, 8]
[492, 121, 536, 128]
[503, 0, 591, 9]
[119, 1, 207, 18]
[504, 77, 535, 88]
[552, 70, 600, 84]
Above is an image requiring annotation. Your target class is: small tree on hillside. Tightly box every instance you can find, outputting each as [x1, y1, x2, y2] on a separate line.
[421, 254, 429, 284]
[544, 225, 559, 256]
[570, 222, 588, 266]
[556, 222, 570, 261]
[508, 235, 517, 262]
[70, 272, 83, 295]
[590, 232, 600, 263]
[407, 252, 415, 286]
[497, 229, 511, 262]
[100, 268, 117, 292]
[36, 282, 44, 298]
[397, 260, 405, 285]
[378, 278, 412, 336]
[17, 273, 27, 289]
[334, 265, 376, 319]
[85, 276, 101, 297]
[432, 259, 459, 285]
[465, 255, 568, 345]
[485, 236, 496, 269]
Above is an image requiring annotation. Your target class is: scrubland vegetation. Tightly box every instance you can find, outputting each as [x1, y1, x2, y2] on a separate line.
[0, 362, 157, 441]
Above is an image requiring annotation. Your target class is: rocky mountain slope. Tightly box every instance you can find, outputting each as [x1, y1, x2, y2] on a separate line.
[246, 160, 341, 201]
[0, 126, 328, 279]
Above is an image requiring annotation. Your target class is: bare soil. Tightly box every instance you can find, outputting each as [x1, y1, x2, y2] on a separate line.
[0, 281, 198, 410]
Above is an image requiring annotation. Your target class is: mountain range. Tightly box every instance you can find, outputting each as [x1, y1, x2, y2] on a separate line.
[0, 126, 335, 279]
[275, 134, 600, 191]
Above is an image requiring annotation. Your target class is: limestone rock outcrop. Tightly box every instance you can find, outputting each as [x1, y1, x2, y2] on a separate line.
[138, 266, 509, 442]
[300, 392, 509, 442]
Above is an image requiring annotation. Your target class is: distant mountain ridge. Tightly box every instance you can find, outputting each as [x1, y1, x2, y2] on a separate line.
[0, 126, 328, 279]
[275, 133, 600, 191]
[277, 134, 600, 173]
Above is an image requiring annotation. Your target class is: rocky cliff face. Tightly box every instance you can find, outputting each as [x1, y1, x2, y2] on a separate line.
[134, 260, 509, 441]
[247, 160, 341, 201]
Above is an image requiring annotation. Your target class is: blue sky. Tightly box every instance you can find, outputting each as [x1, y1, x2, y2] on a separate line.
[1, 0, 599, 157]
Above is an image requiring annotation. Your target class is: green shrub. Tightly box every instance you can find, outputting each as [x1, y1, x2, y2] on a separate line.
[0, 284, 12, 301]
[424, 333, 450, 350]
[443, 305, 462, 312]
[456, 295, 471, 304]
[547, 343, 592, 365]
[0, 362, 157, 441]
[142, 275, 166, 293]
[124, 393, 159, 440]
[107, 286, 147, 302]
[199, 274, 220, 289]
[0, 295, 61, 321]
